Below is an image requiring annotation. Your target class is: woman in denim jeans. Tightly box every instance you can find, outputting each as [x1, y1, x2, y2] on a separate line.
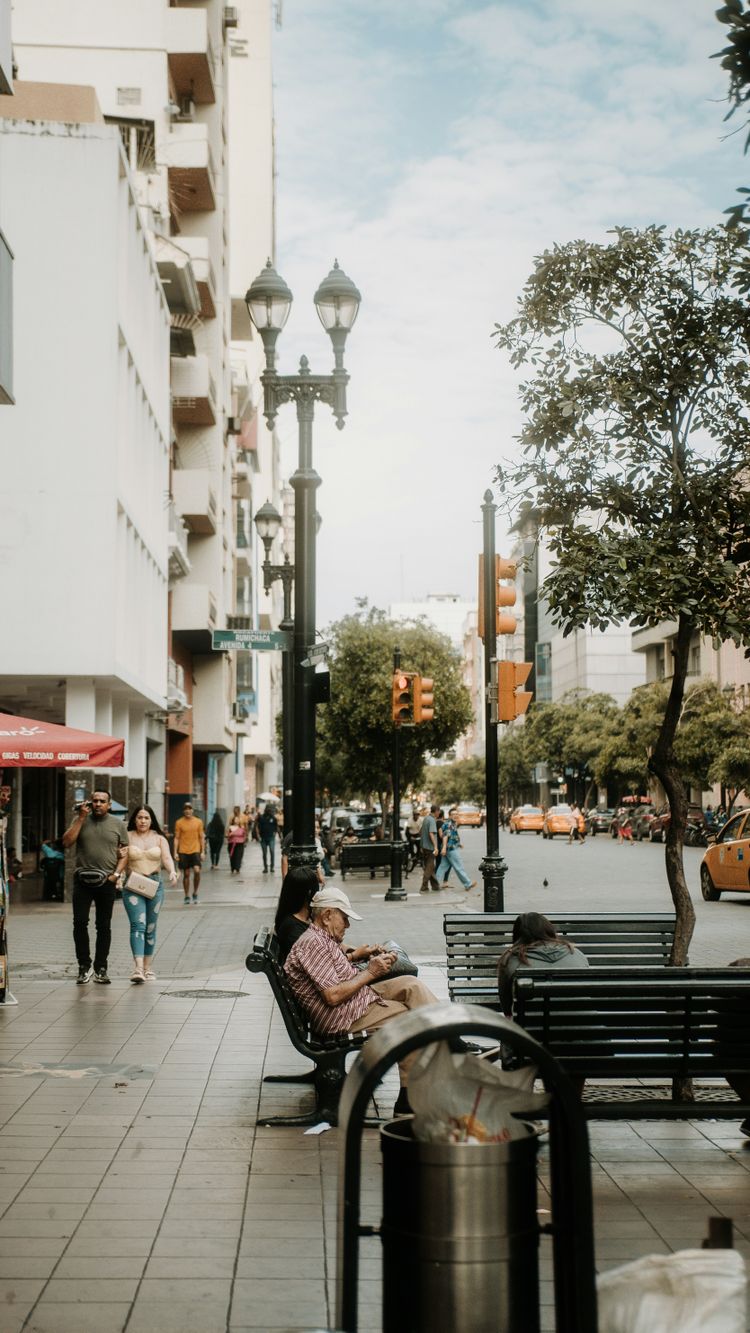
[435, 808, 477, 892]
[123, 806, 177, 983]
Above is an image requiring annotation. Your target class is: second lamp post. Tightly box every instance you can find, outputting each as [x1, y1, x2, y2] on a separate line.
[245, 259, 360, 870]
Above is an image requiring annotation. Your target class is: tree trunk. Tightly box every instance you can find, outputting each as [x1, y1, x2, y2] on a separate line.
[646, 616, 696, 967]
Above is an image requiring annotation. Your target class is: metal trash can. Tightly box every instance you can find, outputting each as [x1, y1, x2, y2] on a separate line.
[380, 1117, 540, 1333]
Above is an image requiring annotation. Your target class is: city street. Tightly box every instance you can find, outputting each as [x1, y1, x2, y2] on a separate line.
[0, 839, 748, 1331]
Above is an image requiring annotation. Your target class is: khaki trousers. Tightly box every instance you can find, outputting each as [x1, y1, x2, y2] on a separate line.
[348, 975, 438, 1085]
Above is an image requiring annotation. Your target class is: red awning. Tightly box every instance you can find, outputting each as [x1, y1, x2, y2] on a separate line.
[0, 714, 125, 768]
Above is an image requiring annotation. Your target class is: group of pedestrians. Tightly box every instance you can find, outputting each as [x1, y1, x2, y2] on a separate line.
[419, 804, 477, 893]
[207, 803, 281, 876]
[62, 789, 176, 986]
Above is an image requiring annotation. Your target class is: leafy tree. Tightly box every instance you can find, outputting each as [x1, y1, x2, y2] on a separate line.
[523, 692, 621, 805]
[597, 682, 669, 797]
[494, 226, 750, 963]
[317, 604, 473, 812]
[425, 757, 486, 806]
[676, 678, 750, 807]
[497, 727, 533, 805]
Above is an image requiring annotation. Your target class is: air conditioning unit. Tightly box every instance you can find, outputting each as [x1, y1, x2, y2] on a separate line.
[233, 700, 250, 720]
[167, 687, 189, 714]
[227, 416, 241, 435]
[223, 6, 239, 30]
[174, 95, 195, 122]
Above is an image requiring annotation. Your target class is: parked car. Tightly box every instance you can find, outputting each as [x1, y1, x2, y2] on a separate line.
[343, 812, 383, 841]
[542, 803, 585, 839]
[585, 808, 614, 836]
[609, 803, 650, 838]
[699, 807, 750, 900]
[509, 804, 544, 834]
[648, 804, 706, 843]
[454, 803, 483, 827]
[630, 805, 657, 841]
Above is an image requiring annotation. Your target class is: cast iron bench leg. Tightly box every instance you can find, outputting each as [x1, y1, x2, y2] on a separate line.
[257, 1053, 346, 1128]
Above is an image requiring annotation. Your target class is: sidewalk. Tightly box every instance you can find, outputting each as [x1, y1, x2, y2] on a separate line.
[0, 846, 748, 1331]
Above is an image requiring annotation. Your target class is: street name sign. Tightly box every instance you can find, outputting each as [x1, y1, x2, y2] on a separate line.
[212, 629, 291, 651]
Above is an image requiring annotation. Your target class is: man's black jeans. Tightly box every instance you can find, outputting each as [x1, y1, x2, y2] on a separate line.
[72, 880, 116, 971]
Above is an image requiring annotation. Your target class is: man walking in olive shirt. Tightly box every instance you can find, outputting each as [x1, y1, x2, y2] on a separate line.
[173, 803, 205, 904]
[62, 789, 129, 985]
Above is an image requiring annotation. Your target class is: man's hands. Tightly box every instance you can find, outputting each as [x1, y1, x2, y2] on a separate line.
[347, 943, 383, 963]
[366, 951, 397, 980]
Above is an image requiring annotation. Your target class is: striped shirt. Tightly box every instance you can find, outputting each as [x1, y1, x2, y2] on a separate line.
[285, 924, 385, 1036]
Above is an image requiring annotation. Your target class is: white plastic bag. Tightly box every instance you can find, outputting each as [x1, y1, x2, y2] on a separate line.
[597, 1249, 746, 1333]
[407, 1040, 549, 1144]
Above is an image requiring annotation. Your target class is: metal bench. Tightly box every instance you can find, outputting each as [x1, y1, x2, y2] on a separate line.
[444, 912, 676, 1009]
[245, 926, 366, 1127]
[339, 841, 408, 881]
[513, 967, 750, 1120]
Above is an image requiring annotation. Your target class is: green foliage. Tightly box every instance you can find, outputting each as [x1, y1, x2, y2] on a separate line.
[524, 691, 621, 792]
[675, 678, 750, 791]
[596, 683, 669, 793]
[316, 604, 473, 803]
[497, 727, 533, 802]
[494, 227, 750, 647]
[425, 757, 486, 806]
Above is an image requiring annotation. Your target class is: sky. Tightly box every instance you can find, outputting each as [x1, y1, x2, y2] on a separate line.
[270, 0, 743, 629]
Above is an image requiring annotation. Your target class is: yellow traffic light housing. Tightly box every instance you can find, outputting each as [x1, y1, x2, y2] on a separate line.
[414, 675, 434, 724]
[478, 554, 518, 641]
[391, 671, 416, 725]
[497, 660, 533, 722]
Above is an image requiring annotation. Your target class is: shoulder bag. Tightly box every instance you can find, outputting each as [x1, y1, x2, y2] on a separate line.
[125, 870, 159, 900]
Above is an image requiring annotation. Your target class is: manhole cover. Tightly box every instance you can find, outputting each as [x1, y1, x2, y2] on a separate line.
[162, 989, 249, 999]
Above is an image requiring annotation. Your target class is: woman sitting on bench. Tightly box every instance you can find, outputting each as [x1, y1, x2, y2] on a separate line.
[497, 912, 589, 1016]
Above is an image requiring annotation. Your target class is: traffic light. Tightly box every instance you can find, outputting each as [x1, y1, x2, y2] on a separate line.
[391, 671, 416, 725]
[478, 554, 518, 641]
[414, 675, 434, 724]
[497, 660, 533, 722]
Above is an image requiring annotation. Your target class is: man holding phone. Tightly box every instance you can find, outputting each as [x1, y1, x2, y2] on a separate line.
[62, 790, 128, 985]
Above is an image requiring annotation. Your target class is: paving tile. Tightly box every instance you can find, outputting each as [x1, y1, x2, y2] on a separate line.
[25, 1304, 132, 1332]
[126, 1302, 228, 1333]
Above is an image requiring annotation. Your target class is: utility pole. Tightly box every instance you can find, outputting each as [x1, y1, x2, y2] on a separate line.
[385, 645, 407, 902]
[479, 489, 508, 911]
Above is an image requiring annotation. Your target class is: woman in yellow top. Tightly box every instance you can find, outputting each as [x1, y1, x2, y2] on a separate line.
[123, 806, 177, 983]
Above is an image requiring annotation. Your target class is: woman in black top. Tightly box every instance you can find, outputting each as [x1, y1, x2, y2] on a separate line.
[274, 866, 319, 961]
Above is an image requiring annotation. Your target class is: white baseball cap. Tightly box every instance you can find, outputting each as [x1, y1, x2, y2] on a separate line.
[310, 885, 362, 920]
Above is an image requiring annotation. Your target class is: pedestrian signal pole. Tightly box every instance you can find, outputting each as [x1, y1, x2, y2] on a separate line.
[479, 489, 509, 912]
[386, 647, 408, 902]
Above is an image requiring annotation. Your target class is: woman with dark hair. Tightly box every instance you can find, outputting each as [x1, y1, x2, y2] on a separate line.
[497, 912, 588, 1015]
[273, 866, 319, 961]
[206, 811, 225, 869]
[123, 805, 177, 983]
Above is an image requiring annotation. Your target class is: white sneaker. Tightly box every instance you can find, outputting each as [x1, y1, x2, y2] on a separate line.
[130, 967, 145, 984]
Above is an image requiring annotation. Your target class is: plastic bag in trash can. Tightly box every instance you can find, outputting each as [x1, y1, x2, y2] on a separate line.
[407, 1040, 549, 1144]
[597, 1248, 746, 1333]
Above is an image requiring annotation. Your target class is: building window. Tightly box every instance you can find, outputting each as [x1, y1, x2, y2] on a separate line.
[535, 642, 551, 703]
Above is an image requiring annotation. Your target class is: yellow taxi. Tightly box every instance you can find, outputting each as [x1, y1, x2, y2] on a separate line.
[542, 803, 585, 839]
[700, 808, 750, 900]
[509, 804, 544, 834]
[454, 803, 484, 827]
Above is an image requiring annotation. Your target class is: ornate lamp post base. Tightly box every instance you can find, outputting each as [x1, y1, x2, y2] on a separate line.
[480, 853, 507, 913]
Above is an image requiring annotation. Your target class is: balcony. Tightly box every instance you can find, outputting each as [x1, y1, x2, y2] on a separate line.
[167, 7, 216, 105]
[155, 236, 200, 360]
[168, 500, 191, 579]
[171, 582, 218, 654]
[167, 657, 189, 713]
[171, 353, 217, 425]
[233, 458, 252, 500]
[172, 468, 218, 534]
[165, 123, 216, 213]
[176, 236, 216, 318]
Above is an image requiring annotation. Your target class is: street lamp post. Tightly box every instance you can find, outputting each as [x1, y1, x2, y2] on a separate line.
[246, 260, 361, 870]
[253, 501, 295, 836]
[480, 488, 508, 912]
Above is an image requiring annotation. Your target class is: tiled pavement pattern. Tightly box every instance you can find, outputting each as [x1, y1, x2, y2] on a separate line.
[1, 833, 749, 1330]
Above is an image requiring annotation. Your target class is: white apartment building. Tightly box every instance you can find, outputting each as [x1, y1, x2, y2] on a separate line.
[11, 0, 278, 826]
[0, 100, 171, 842]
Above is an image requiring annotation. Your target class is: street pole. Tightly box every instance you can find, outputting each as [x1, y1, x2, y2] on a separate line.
[480, 488, 507, 912]
[385, 645, 407, 902]
[290, 375, 321, 870]
[279, 563, 294, 837]
[245, 260, 361, 875]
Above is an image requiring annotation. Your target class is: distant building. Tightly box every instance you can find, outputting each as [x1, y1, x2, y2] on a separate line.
[389, 593, 480, 761]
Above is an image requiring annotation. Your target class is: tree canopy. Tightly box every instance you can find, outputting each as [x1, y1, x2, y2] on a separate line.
[494, 226, 750, 962]
[316, 604, 473, 805]
[425, 757, 486, 807]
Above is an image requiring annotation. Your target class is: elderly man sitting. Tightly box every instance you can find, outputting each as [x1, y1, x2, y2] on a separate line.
[284, 885, 439, 1115]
